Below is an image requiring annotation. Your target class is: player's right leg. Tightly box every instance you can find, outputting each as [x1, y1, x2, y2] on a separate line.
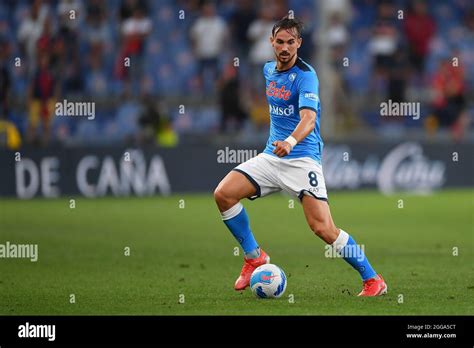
[214, 169, 272, 290]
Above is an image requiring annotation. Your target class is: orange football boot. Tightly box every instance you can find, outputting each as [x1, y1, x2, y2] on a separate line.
[358, 274, 387, 296]
[234, 249, 270, 290]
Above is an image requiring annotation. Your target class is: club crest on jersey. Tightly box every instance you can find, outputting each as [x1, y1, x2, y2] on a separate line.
[289, 73, 296, 82]
[266, 81, 291, 100]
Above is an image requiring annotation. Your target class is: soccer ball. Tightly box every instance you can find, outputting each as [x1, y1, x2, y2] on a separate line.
[250, 264, 287, 299]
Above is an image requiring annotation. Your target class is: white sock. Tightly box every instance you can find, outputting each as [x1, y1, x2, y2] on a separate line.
[331, 229, 349, 254]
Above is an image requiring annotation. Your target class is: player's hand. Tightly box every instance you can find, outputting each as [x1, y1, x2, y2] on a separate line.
[272, 140, 292, 157]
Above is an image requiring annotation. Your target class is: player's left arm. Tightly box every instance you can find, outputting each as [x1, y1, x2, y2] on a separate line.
[272, 108, 316, 157]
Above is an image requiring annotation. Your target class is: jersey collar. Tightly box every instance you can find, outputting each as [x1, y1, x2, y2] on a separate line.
[274, 56, 300, 73]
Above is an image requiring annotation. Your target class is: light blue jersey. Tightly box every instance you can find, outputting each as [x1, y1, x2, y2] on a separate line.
[262, 57, 323, 163]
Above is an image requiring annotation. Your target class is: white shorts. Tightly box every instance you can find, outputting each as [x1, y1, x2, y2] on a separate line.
[233, 153, 328, 202]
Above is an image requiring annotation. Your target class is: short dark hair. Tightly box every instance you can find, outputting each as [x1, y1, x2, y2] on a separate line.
[271, 16, 304, 38]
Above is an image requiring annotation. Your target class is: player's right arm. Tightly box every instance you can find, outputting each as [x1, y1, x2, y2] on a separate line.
[273, 70, 320, 157]
[272, 108, 316, 157]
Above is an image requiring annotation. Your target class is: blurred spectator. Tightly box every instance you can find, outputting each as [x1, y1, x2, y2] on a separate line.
[368, 1, 399, 77]
[297, 14, 315, 61]
[120, 0, 148, 22]
[427, 57, 469, 140]
[62, 56, 84, 96]
[35, 15, 82, 96]
[57, 0, 82, 82]
[403, 0, 436, 74]
[27, 54, 59, 145]
[218, 62, 248, 133]
[36, 18, 62, 76]
[387, 48, 409, 103]
[138, 94, 178, 147]
[84, 1, 110, 49]
[58, 0, 82, 23]
[83, 0, 110, 97]
[17, 0, 49, 76]
[249, 94, 269, 131]
[0, 39, 21, 152]
[325, 12, 349, 70]
[0, 38, 10, 120]
[230, 0, 256, 58]
[0, 120, 22, 151]
[464, 9, 474, 44]
[105, 88, 141, 144]
[57, 0, 82, 45]
[116, 4, 152, 87]
[85, 47, 108, 97]
[0, 0, 470, 144]
[320, 12, 354, 132]
[325, 0, 352, 22]
[459, 9, 474, 90]
[138, 93, 161, 145]
[190, 1, 229, 94]
[247, 6, 275, 92]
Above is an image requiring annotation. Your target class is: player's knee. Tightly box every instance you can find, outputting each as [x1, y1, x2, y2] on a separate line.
[213, 186, 225, 204]
[213, 186, 236, 210]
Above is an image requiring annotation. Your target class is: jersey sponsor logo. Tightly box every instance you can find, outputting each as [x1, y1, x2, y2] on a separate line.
[304, 92, 319, 102]
[269, 104, 294, 116]
[266, 81, 291, 100]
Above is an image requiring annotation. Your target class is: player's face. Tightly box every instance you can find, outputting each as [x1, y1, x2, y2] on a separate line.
[270, 28, 302, 65]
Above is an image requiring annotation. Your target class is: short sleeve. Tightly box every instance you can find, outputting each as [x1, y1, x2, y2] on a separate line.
[298, 72, 320, 113]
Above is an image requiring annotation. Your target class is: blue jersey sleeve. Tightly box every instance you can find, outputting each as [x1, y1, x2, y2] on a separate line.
[298, 72, 320, 113]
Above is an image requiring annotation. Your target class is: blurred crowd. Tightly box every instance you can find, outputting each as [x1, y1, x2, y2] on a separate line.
[320, 0, 473, 141]
[0, 0, 472, 149]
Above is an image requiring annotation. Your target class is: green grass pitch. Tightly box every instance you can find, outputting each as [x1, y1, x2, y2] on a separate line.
[0, 189, 473, 315]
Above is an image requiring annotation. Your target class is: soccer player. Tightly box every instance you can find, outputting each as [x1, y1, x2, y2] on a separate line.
[214, 17, 387, 296]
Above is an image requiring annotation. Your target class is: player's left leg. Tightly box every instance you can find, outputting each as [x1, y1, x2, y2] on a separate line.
[279, 156, 386, 296]
[301, 196, 387, 297]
